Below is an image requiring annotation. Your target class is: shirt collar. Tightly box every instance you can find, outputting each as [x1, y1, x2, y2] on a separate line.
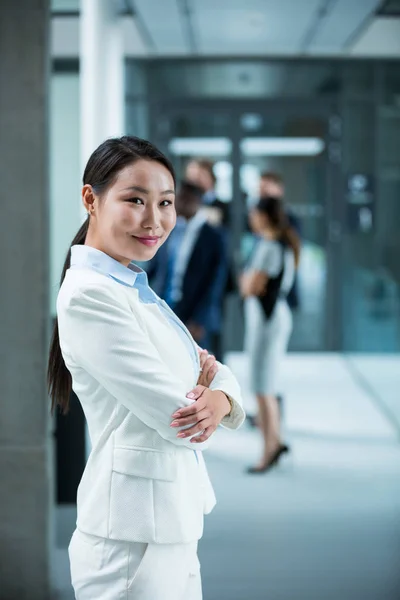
[190, 208, 209, 230]
[70, 245, 144, 287]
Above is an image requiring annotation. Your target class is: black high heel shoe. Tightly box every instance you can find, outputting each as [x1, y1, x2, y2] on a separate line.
[246, 444, 290, 474]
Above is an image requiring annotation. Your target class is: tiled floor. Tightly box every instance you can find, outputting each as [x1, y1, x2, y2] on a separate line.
[53, 353, 400, 600]
[346, 354, 400, 434]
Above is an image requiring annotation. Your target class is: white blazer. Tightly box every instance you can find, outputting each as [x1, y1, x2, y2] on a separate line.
[57, 246, 245, 545]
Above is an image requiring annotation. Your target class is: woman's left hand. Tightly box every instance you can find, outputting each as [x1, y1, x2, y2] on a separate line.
[197, 348, 218, 387]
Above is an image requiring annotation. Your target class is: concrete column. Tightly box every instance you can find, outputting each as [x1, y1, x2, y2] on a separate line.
[80, 0, 125, 174]
[0, 1, 52, 599]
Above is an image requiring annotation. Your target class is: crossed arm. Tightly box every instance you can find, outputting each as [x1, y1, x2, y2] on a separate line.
[169, 347, 244, 443]
[239, 270, 269, 298]
[62, 283, 245, 450]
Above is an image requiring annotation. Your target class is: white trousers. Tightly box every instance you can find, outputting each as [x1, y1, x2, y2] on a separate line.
[69, 529, 202, 600]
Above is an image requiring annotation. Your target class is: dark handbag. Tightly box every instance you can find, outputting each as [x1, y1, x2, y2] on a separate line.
[257, 239, 285, 320]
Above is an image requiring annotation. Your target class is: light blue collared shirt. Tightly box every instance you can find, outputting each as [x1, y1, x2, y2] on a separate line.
[69, 245, 199, 374]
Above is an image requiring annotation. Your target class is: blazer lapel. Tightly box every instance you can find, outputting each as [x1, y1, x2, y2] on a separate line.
[158, 298, 200, 375]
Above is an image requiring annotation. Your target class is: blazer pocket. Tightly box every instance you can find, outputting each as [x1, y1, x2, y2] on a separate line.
[113, 446, 177, 482]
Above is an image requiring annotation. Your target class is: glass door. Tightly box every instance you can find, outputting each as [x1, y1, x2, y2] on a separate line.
[237, 113, 329, 351]
[150, 100, 339, 352]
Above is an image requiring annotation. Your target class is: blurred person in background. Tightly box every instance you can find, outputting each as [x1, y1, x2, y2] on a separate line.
[185, 159, 235, 360]
[185, 158, 230, 227]
[48, 136, 245, 599]
[240, 196, 300, 473]
[245, 171, 302, 428]
[259, 171, 301, 311]
[147, 180, 227, 353]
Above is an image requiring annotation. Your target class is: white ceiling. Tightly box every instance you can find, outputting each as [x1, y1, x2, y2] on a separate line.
[193, 0, 323, 55]
[132, 0, 187, 54]
[350, 16, 400, 55]
[51, 0, 400, 58]
[308, 0, 381, 52]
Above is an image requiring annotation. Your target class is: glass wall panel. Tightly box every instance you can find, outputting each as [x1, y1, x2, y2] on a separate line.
[341, 100, 400, 352]
[383, 63, 400, 106]
[125, 57, 400, 352]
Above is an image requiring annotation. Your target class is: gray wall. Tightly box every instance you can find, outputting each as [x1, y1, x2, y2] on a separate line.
[0, 1, 52, 598]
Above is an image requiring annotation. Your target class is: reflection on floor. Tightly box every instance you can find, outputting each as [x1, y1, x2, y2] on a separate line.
[343, 268, 400, 352]
[53, 353, 400, 600]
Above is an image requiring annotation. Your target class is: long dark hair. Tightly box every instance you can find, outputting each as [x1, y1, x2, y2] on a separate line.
[256, 196, 301, 267]
[48, 136, 176, 414]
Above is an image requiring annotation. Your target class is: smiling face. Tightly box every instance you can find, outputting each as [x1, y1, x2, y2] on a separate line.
[83, 159, 176, 265]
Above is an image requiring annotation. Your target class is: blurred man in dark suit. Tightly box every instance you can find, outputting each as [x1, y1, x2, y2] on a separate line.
[185, 159, 230, 227]
[185, 160, 235, 360]
[147, 181, 227, 352]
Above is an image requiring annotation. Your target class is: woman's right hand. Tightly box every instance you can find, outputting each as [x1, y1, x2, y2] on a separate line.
[197, 348, 218, 387]
[170, 386, 231, 443]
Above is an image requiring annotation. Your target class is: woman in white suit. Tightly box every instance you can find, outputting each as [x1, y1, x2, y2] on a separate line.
[48, 136, 245, 600]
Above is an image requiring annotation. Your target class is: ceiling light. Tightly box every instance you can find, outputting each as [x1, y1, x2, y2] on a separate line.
[241, 137, 325, 156]
[168, 138, 232, 156]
